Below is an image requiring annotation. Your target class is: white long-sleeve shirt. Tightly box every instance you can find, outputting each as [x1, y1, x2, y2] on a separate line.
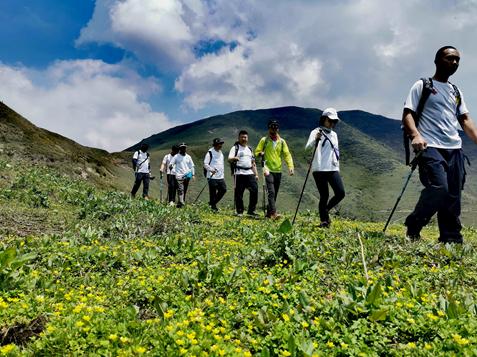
[203, 148, 225, 180]
[170, 153, 195, 179]
[305, 128, 340, 172]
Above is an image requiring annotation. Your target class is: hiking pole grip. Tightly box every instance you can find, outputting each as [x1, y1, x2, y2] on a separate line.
[292, 137, 319, 225]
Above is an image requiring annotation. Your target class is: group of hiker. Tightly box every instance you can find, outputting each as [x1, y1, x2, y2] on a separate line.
[131, 109, 345, 226]
[131, 46, 477, 243]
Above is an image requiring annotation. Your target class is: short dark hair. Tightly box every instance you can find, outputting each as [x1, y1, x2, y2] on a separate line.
[435, 46, 457, 63]
[238, 130, 248, 137]
[140, 143, 149, 152]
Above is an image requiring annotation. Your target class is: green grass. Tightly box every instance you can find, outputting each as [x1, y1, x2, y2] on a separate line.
[2, 160, 477, 355]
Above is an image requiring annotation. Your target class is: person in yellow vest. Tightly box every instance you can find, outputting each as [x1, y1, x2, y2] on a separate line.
[255, 119, 294, 219]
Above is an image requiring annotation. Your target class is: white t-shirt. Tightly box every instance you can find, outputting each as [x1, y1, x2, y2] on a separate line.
[162, 153, 176, 175]
[228, 144, 255, 175]
[404, 79, 469, 149]
[133, 150, 150, 174]
[170, 153, 195, 179]
[305, 128, 339, 172]
[204, 148, 225, 180]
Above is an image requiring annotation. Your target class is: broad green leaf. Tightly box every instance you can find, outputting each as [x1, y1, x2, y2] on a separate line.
[278, 219, 293, 234]
[366, 281, 382, 306]
[370, 308, 388, 321]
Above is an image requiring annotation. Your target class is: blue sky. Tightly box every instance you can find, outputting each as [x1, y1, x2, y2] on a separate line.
[1, 0, 476, 151]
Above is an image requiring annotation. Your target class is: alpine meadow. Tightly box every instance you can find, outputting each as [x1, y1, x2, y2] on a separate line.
[2, 101, 477, 356]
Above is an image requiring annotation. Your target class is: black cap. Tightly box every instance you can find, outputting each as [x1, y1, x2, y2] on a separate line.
[268, 119, 279, 128]
[213, 138, 224, 146]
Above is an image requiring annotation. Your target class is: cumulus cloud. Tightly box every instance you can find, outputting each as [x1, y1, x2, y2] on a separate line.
[78, 0, 477, 119]
[0, 60, 173, 152]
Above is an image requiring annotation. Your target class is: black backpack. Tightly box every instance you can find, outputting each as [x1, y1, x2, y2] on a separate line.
[402, 77, 462, 165]
[203, 150, 213, 178]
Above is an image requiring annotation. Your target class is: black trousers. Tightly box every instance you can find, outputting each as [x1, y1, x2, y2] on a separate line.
[167, 174, 177, 203]
[405, 148, 465, 243]
[234, 174, 258, 214]
[313, 171, 345, 222]
[265, 172, 282, 215]
[131, 172, 150, 198]
[208, 179, 227, 208]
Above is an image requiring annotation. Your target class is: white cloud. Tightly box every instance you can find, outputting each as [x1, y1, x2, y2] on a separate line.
[0, 60, 173, 152]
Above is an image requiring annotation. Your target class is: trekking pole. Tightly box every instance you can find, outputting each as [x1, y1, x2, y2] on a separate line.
[383, 151, 422, 233]
[261, 158, 267, 217]
[194, 171, 215, 204]
[292, 135, 320, 225]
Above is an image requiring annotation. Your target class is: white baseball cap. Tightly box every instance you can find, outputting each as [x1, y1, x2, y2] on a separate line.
[321, 107, 340, 121]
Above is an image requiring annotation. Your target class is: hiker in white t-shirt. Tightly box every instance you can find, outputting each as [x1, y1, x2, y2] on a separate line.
[306, 108, 345, 228]
[228, 130, 259, 217]
[161, 145, 179, 205]
[169, 143, 195, 208]
[131, 143, 152, 199]
[402, 46, 477, 243]
[204, 138, 227, 211]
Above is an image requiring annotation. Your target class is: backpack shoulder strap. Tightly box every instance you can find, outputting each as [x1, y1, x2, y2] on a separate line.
[415, 77, 433, 126]
[449, 81, 462, 111]
[208, 150, 213, 164]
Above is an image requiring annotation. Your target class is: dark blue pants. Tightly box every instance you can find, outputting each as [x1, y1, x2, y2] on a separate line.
[313, 171, 345, 223]
[131, 172, 150, 198]
[405, 148, 465, 243]
[265, 172, 282, 215]
[208, 179, 227, 208]
[234, 174, 258, 214]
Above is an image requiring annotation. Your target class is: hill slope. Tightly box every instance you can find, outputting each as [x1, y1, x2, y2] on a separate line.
[0, 102, 132, 191]
[127, 107, 477, 225]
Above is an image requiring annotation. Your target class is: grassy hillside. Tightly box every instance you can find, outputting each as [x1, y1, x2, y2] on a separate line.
[0, 102, 133, 192]
[126, 107, 477, 226]
[2, 161, 477, 355]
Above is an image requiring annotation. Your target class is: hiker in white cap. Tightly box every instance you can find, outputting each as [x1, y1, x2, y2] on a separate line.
[305, 108, 345, 228]
[169, 143, 195, 208]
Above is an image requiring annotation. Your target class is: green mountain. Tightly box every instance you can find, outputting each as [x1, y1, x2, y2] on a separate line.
[127, 106, 477, 225]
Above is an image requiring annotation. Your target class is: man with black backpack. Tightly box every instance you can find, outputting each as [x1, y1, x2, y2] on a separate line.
[255, 119, 294, 219]
[204, 138, 227, 211]
[228, 130, 259, 217]
[402, 46, 477, 243]
[131, 143, 151, 199]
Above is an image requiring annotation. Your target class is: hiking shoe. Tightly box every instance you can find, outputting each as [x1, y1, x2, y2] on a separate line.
[406, 226, 421, 241]
[319, 221, 330, 228]
[169, 201, 175, 206]
[247, 212, 260, 218]
[270, 212, 281, 220]
[210, 206, 219, 212]
[235, 212, 244, 217]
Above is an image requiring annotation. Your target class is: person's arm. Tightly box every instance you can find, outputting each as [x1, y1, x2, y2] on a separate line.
[402, 108, 427, 151]
[203, 152, 215, 173]
[282, 140, 294, 175]
[459, 113, 477, 144]
[305, 129, 320, 150]
[132, 151, 138, 171]
[160, 155, 167, 173]
[189, 156, 195, 177]
[255, 138, 265, 157]
[252, 159, 259, 179]
[228, 146, 238, 163]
